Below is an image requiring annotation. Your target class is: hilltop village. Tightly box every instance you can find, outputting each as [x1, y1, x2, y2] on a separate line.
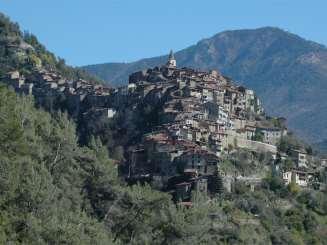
[3, 51, 326, 201]
[117, 52, 326, 200]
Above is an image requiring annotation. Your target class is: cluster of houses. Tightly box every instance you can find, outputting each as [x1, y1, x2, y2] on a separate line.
[1, 68, 119, 119]
[122, 52, 327, 200]
[280, 149, 318, 188]
[119, 52, 309, 200]
[3, 68, 112, 97]
[126, 52, 285, 156]
[2, 51, 325, 201]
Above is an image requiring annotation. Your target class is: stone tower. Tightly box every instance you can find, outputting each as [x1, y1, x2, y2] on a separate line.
[166, 50, 177, 68]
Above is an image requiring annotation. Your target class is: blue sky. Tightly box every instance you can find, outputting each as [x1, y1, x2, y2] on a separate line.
[0, 0, 326, 66]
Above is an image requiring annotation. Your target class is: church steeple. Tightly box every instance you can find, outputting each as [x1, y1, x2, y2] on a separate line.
[169, 50, 175, 60]
[166, 50, 177, 68]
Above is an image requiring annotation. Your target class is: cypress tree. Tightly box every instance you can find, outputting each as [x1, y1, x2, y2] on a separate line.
[210, 165, 224, 195]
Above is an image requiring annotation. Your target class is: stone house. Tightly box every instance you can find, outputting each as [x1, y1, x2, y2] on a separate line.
[189, 89, 202, 99]
[192, 130, 202, 143]
[209, 69, 219, 79]
[180, 127, 193, 141]
[208, 135, 223, 156]
[142, 134, 188, 177]
[282, 171, 292, 185]
[176, 78, 186, 89]
[185, 118, 199, 128]
[258, 127, 283, 145]
[199, 128, 209, 143]
[128, 83, 136, 91]
[208, 122, 217, 134]
[150, 151, 177, 176]
[233, 117, 247, 130]
[7, 70, 20, 80]
[107, 108, 116, 118]
[245, 89, 255, 112]
[245, 124, 256, 140]
[175, 182, 192, 201]
[176, 149, 219, 175]
[213, 89, 225, 105]
[282, 169, 314, 187]
[145, 133, 175, 153]
[223, 95, 232, 113]
[85, 108, 116, 120]
[235, 88, 247, 111]
[20, 83, 34, 95]
[174, 176, 208, 202]
[290, 149, 308, 168]
[45, 82, 58, 90]
[255, 97, 264, 114]
[4, 71, 25, 89]
[129, 148, 148, 176]
[201, 88, 214, 102]
[203, 102, 229, 126]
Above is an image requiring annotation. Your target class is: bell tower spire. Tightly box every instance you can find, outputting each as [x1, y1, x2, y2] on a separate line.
[166, 50, 177, 68]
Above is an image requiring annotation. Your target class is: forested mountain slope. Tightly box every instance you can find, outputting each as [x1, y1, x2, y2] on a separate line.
[1, 84, 327, 244]
[0, 13, 102, 84]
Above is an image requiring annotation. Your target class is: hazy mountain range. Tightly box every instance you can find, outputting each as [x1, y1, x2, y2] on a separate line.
[83, 27, 327, 145]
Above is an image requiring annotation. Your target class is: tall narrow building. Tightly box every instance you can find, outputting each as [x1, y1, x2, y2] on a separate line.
[166, 50, 177, 68]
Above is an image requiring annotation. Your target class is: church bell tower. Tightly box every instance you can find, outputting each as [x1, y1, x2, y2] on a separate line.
[166, 50, 177, 68]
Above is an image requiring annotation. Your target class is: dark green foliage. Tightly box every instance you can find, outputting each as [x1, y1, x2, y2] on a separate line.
[234, 182, 249, 195]
[0, 14, 20, 36]
[0, 85, 115, 243]
[303, 212, 318, 232]
[0, 85, 250, 244]
[297, 190, 327, 215]
[278, 134, 307, 154]
[0, 85, 326, 244]
[282, 157, 295, 170]
[222, 149, 270, 176]
[209, 166, 224, 195]
[253, 129, 264, 142]
[106, 185, 173, 244]
[284, 208, 306, 232]
[262, 174, 289, 198]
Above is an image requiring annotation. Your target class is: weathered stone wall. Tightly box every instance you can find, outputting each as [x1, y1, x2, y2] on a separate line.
[237, 138, 277, 154]
[226, 131, 277, 154]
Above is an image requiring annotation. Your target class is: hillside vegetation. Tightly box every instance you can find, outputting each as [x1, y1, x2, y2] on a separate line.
[0, 13, 102, 84]
[1, 85, 327, 244]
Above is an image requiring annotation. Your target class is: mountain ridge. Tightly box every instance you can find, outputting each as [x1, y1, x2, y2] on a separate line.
[83, 27, 327, 85]
[83, 27, 327, 144]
